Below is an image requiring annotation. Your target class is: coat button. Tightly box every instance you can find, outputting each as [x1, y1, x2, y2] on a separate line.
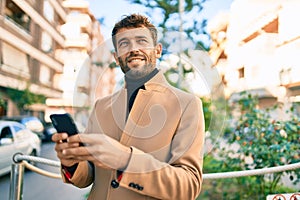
[138, 186, 144, 191]
[129, 182, 135, 187]
[111, 179, 119, 188]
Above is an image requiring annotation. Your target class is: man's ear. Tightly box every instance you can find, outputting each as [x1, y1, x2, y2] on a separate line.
[155, 43, 163, 59]
[113, 52, 119, 65]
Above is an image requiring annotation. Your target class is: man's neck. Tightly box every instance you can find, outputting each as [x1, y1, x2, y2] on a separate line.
[125, 68, 159, 89]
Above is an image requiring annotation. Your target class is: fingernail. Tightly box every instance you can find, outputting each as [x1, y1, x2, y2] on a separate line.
[62, 150, 66, 155]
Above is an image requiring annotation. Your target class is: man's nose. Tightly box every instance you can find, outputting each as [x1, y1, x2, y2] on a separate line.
[128, 41, 140, 52]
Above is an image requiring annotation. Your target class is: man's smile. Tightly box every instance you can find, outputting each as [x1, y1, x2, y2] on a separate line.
[127, 56, 145, 63]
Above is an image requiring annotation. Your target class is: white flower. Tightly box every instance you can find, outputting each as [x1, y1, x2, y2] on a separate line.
[280, 129, 287, 138]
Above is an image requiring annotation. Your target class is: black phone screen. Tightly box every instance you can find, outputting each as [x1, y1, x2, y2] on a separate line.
[50, 113, 78, 136]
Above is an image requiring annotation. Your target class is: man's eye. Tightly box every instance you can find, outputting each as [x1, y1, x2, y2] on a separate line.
[138, 39, 148, 44]
[119, 41, 129, 47]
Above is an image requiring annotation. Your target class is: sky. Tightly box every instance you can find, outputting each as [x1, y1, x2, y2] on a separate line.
[87, 0, 233, 40]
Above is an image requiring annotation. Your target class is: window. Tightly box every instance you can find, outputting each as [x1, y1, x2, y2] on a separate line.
[12, 125, 23, 133]
[43, 0, 54, 23]
[2, 42, 30, 78]
[40, 64, 51, 85]
[13, 124, 27, 139]
[0, 126, 13, 139]
[238, 67, 245, 79]
[5, 0, 31, 32]
[41, 31, 53, 53]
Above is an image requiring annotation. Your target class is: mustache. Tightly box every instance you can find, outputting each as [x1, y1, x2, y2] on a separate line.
[125, 52, 146, 62]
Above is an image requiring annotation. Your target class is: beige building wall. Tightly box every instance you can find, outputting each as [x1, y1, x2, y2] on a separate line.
[208, 0, 300, 119]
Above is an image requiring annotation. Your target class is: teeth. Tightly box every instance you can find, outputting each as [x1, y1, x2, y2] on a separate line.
[130, 59, 142, 62]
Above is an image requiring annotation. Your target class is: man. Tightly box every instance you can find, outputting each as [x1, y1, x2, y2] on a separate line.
[52, 14, 205, 200]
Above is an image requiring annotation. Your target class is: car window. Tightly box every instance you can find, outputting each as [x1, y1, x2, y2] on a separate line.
[12, 124, 27, 139]
[13, 125, 25, 132]
[12, 125, 23, 133]
[0, 126, 13, 139]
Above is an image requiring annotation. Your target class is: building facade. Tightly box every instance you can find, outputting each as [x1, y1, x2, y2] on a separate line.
[0, 0, 66, 118]
[208, 0, 300, 119]
[0, 0, 116, 124]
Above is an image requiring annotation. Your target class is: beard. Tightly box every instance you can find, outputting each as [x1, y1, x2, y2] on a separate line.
[118, 51, 157, 79]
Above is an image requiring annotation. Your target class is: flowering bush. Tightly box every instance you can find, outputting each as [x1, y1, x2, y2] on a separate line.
[202, 92, 300, 198]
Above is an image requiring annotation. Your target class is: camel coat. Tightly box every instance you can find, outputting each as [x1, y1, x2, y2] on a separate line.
[64, 71, 205, 200]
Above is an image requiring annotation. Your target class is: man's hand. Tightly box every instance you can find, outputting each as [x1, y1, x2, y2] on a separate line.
[60, 133, 132, 170]
[52, 133, 81, 167]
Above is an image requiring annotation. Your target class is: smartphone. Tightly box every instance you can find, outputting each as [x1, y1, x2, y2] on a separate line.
[50, 113, 79, 136]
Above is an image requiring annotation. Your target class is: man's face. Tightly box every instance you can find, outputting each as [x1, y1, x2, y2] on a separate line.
[113, 27, 162, 78]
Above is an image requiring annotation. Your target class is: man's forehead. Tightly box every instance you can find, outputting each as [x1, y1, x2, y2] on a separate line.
[115, 27, 152, 39]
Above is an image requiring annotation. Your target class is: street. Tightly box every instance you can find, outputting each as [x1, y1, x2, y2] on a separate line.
[0, 142, 91, 200]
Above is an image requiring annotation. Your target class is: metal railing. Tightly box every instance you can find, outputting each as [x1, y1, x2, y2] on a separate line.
[9, 153, 300, 200]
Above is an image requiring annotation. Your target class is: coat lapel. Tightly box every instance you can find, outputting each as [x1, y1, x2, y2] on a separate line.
[109, 89, 127, 140]
[119, 71, 169, 145]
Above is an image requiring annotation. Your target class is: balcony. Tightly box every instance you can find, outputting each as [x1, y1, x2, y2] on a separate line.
[66, 13, 92, 33]
[286, 82, 300, 96]
[62, 0, 89, 13]
[54, 49, 65, 63]
[64, 33, 91, 50]
[241, 6, 280, 43]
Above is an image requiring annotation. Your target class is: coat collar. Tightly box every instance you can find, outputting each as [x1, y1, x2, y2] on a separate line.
[122, 69, 169, 93]
[144, 70, 169, 92]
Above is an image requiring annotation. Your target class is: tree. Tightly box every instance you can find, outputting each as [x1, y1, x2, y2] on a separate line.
[127, 0, 208, 50]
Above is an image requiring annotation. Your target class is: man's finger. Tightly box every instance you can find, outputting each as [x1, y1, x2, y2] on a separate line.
[52, 133, 68, 142]
[62, 146, 90, 157]
[54, 140, 80, 153]
[54, 142, 68, 152]
[68, 133, 104, 145]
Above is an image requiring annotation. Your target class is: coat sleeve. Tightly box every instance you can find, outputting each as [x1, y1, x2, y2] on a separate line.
[63, 161, 94, 188]
[60, 104, 98, 188]
[119, 96, 205, 199]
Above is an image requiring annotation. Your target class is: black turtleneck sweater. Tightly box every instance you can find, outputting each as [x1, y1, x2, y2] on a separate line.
[124, 68, 159, 117]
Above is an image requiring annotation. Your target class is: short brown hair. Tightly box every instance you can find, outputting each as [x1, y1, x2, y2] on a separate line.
[111, 14, 158, 49]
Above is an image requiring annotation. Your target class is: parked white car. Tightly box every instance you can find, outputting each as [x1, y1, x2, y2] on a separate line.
[0, 120, 41, 177]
